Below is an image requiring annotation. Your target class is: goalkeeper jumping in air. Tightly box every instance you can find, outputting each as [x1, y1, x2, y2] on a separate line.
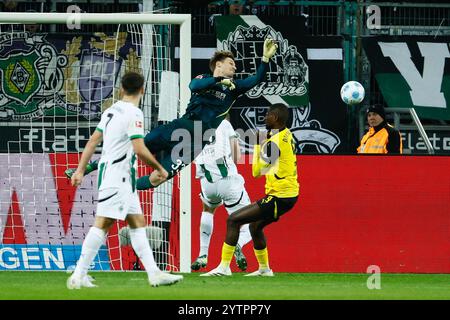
[65, 38, 278, 189]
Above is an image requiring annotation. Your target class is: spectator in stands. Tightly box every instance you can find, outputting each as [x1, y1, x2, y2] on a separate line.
[24, 9, 41, 33]
[357, 104, 403, 154]
[25, 24, 40, 33]
[0, 1, 16, 32]
[244, 0, 258, 15]
[229, 0, 243, 15]
[1, 0, 17, 12]
[207, 2, 218, 14]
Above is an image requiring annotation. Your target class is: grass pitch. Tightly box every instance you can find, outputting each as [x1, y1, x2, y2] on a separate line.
[0, 271, 448, 300]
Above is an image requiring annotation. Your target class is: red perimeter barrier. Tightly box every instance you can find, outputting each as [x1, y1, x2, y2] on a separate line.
[191, 155, 450, 273]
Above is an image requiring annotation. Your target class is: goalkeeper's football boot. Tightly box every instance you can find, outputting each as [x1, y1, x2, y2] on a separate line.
[233, 244, 247, 271]
[66, 274, 98, 289]
[148, 272, 183, 287]
[191, 255, 208, 271]
[64, 159, 99, 179]
[199, 265, 232, 277]
[244, 269, 274, 277]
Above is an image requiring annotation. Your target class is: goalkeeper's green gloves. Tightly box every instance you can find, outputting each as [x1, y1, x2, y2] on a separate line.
[262, 37, 278, 63]
[219, 78, 236, 90]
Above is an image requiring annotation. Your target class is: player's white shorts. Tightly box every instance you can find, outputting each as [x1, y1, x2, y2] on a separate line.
[96, 158, 142, 220]
[97, 187, 142, 221]
[199, 174, 251, 214]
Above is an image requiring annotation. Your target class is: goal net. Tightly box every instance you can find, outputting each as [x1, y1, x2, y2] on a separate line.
[0, 12, 191, 272]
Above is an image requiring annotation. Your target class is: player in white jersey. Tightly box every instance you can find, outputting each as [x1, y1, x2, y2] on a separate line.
[191, 115, 252, 272]
[67, 72, 183, 289]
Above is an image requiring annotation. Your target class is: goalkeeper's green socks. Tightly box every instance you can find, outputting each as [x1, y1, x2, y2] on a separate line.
[64, 159, 99, 179]
[85, 159, 99, 174]
[136, 175, 157, 190]
[219, 242, 235, 269]
[254, 247, 270, 271]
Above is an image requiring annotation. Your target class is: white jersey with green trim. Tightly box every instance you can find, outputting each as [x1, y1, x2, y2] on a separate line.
[96, 101, 144, 191]
[195, 119, 239, 183]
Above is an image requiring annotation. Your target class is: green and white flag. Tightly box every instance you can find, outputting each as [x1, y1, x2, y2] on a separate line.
[216, 15, 309, 107]
[363, 36, 450, 120]
[215, 15, 348, 153]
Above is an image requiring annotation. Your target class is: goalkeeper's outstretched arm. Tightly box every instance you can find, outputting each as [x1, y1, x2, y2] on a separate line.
[234, 38, 278, 94]
[189, 76, 229, 92]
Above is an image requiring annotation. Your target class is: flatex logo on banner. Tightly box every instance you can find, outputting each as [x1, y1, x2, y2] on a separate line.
[0, 126, 97, 153]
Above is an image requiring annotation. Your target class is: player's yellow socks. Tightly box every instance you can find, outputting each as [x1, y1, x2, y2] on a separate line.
[254, 247, 270, 270]
[219, 243, 235, 269]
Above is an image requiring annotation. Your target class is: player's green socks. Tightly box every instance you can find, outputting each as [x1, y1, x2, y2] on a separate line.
[219, 242, 235, 269]
[254, 247, 270, 270]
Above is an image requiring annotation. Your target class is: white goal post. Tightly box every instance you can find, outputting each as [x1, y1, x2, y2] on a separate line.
[0, 12, 192, 273]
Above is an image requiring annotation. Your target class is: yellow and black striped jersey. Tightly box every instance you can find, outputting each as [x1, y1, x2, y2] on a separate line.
[252, 128, 299, 198]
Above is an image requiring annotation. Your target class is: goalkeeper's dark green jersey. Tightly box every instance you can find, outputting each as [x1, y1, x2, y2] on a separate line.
[142, 60, 268, 179]
[185, 60, 268, 129]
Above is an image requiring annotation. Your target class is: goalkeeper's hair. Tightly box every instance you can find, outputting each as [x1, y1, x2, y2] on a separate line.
[209, 50, 235, 73]
[270, 103, 290, 125]
[121, 71, 144, 95]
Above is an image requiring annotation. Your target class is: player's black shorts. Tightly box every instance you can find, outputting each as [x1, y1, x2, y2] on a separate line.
[144, 117, 207, 179]
[256, 195, 298, 221]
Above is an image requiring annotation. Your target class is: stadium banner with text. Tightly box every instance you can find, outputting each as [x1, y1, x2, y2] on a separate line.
[0, 244, 110, 271]
[0, 31, 136, 123]
[191, 155, 450, 273]
[401, 128, 450, 154]
[2, 152, 449, 272]
[0, 153, 148, 271]
[0, 125, 97, 153]
[362, 36, 450, 120]
[215, 15, 348, 153]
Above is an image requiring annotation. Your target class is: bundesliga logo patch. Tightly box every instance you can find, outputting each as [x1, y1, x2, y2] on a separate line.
[135, 121, 142, 128]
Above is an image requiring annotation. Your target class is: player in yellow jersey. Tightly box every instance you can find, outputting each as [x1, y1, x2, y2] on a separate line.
[201, 103, 299, 276]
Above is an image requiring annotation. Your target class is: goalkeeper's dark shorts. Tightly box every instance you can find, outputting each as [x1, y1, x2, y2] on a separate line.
[256, 195, 298, 221]
[144, 117, 211, 179]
